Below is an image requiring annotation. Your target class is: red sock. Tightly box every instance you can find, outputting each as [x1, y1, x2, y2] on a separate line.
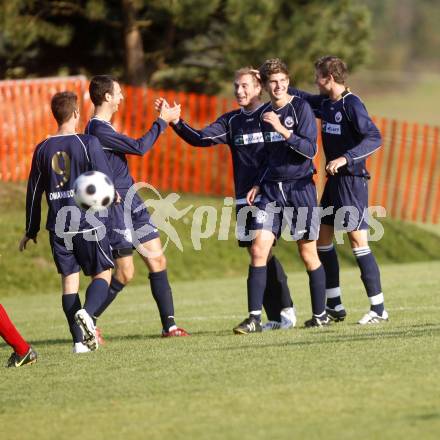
[0, 304, 30, 356]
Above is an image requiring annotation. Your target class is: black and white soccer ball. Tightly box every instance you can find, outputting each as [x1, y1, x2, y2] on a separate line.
[73, 171, 115, 212]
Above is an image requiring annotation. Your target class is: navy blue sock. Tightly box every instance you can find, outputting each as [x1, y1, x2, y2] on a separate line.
[93, 276, 125, 323]
[84, 278, 109, 317]
[271, 256, 293, 309]
[307, 265, 326, 316]
[149, 270, 176, 331]
[353, 247, 384, 315]
[247, 265, 267, 320]
[263, 257, 283, 321]
[318, 244, 343, 310]
[62, 293, 83, 343]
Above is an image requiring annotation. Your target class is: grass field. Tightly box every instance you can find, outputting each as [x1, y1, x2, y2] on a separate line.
[1, 261, 440, 440]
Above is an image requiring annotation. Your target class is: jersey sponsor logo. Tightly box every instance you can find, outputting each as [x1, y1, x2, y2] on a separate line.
[245, 118, 254, 122]
[263, 131, 293, 142]
[49, 189, 75, 200]
[335, 111, 342, 123]
[322, 122, 341, 135]
[234, 132, 264, 146]
[284, 116, 294, 128]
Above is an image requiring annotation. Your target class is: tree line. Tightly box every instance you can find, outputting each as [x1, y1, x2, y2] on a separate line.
[4, 0, 436, 93]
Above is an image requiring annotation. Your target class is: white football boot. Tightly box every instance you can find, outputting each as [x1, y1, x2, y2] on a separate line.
[280, 306, 297, 329]
[74, 309, 98, 351]
[358, 309, 389, 325]
[73, 342, 91, 354]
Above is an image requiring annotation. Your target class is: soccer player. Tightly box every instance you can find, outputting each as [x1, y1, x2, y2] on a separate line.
[288, 56, 387, 324]
[85, 75, 189, 337]
[156, 67, 296, 331]
[238, 58, 328, 333]
[1, 304, 37, 367]
[19, 91, 114, 353]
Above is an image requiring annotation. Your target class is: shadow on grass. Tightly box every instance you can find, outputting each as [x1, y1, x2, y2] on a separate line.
[206, 323, 440, 351]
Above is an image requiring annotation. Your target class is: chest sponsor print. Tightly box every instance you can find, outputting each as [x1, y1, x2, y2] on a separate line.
[234, 132, 264, 146]
[322, 122, 341, 135]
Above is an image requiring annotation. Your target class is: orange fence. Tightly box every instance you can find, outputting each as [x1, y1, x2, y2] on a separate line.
[1, 76, 439, 224]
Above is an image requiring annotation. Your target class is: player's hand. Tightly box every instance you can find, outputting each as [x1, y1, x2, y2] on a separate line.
[19, 235, 36, 252]
[262, 111, 290, 138]
[247, 185, 260, 205]
[154, 97, 167, 113]
[114, 191, 122, 204]
[249, 69, 261, 81]
[160, 101, 181, 124]
[326, 156, 348, 175]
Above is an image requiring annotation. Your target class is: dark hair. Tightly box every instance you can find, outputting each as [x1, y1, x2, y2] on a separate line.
[314, 56, 348, 84]
[51, 92, 78, 125]
[259, 58, 289, 83]
[89, 75, 115, 106]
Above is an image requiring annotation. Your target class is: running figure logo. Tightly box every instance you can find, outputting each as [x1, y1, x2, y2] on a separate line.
[126, 182, 193, 252]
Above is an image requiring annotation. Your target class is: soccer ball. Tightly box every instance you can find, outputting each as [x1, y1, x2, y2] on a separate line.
[73, 171, 115, 212]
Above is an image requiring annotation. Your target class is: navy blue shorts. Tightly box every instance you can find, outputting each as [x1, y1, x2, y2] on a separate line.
[252, 179, 320, 241]
[49, 229, 114, 277]
[320, 175, 369, 230]
[109, 191, 160, 253]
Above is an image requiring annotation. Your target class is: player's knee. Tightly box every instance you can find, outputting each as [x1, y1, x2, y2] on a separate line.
[115, 265, 134, 285]
[147, 253, 167, 272]
[299, 247, 320, 269]
[250, 243, 268, 264]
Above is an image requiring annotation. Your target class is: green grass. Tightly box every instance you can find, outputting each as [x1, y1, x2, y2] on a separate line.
[1, 261, 440, 439]
[1, 182, 440, 296]
[357, 72, 440, 126]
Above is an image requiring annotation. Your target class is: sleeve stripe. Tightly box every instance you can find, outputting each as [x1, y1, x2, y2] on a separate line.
[182, 122, 203, 137]
[351, 144, 382, 161]
[289, 145, 317, 160]
[74, 134, 91, 163]
[27, 172, 42, 234]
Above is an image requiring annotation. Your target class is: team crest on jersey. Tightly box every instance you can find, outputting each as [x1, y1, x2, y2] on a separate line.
[284, 116, 294, 128]
[256, 209, 268, 224]
[335, 111, 342, 123]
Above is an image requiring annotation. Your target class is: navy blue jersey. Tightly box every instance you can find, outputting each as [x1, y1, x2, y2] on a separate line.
[289, 87, 382, 177]
[171, 104, 267, 199]
[25, 134, 113, 238]
[85, 117, 167, 190]
[259, 96, 317, 182]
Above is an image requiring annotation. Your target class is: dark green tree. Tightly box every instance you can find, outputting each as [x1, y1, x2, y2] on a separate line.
[0, 0, 372, 91]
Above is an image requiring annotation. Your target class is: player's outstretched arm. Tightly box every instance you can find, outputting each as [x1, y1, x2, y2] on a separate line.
[288, 86, 324, 118]
[155, 96, 230, 148]
[87, 118, 167, 156]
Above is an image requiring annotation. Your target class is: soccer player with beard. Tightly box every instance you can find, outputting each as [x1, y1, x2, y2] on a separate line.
[85, 76, 189, 337]
[289, 56, 387, 324]
[20, 91, 115, 353]
[156, 67, 296, 331]
[240, 58, 328, 333]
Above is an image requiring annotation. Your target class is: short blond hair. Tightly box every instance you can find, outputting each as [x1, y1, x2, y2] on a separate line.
[259, 58, 289, 83]
[235, 66, 261, 87]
